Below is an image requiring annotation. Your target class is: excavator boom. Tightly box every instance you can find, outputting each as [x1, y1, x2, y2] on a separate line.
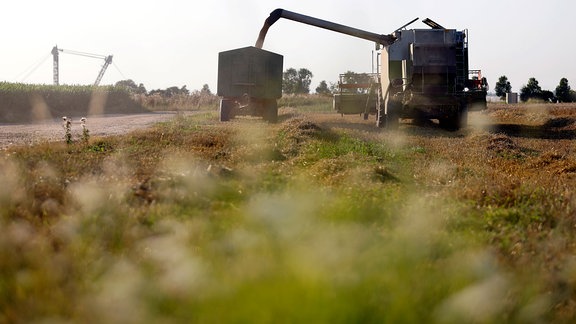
[94, 55, 113, 86]
[51, 45, 113, 86]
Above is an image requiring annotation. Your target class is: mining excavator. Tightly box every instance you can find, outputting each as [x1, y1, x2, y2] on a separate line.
[217, 8, 487, 130]
[51, 46, 113, 86]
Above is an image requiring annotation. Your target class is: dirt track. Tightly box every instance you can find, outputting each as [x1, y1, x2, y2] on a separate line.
[0, 112, 186, 149]
[2, 105, 575, 151]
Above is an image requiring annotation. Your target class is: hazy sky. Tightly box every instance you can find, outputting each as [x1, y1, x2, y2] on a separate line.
[2, 0, 575, 93]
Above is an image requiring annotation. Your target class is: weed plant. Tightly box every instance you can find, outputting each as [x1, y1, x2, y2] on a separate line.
[1, 104, 576, 322]
[62, 116, 72, 145]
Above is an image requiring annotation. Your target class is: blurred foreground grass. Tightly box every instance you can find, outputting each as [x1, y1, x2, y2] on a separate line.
[1, 105, 576, 323]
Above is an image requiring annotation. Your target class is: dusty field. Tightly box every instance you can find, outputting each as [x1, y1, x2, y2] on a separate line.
[3, 102, 575, 150]
[290, 102, 576, 140]
[0, 112, 190, 149]
[3, 101, 576, 322]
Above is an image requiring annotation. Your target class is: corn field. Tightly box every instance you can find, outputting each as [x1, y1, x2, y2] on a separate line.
[0, 82, 147, 123]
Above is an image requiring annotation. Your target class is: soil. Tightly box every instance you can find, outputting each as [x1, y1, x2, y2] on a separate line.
[0, 112, 187, 149]
[3, 103, 575, 151]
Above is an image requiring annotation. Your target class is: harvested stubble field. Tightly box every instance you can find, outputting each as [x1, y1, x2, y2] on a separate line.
[2, 100, 576, 323]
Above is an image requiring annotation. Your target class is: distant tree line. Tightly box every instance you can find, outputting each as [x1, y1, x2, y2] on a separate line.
[114, 79, 213, 98]
[134, 66, 573, 104]
[285, 66, 576, 104]
[495, 76, 576, 103]
[283, 68, 374, 96]
[113, 80, 217, 109]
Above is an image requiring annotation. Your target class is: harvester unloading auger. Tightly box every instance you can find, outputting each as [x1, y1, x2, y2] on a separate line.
[217, 8, 487, 130]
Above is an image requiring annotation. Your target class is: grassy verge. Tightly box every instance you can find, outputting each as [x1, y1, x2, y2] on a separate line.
[1, 104, 576, 322]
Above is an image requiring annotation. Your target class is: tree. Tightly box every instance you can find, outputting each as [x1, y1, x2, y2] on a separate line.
[541, 90, 557, 103]
[115, 79, 137, 89]
[282, 68, 298, 94]
[555, 78, 574, 102]
[180, 85, 190, 96]
[315, 80, 331, 95]
[297, 68, 313, 94]
[520, 77, 542, 102]
[165, 86, 181, 97]
[494, 75, 512, 100]
[283, 68, 313, 94]
[340, 71, 375, 94]
[200, 84, 212, 95]
[149, 85, 189, 97]
[136, 83, 147, 95]
[115, 79, 147, 94]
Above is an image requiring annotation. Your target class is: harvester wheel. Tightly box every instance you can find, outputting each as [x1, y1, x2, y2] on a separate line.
[376, 87, 386, 128]
[440, 103, 468, 131]
[385, 99, 400, 130]
[460, 105, 468, 129]
[219, 99, 233, 122]
[439, 114, 458, 131]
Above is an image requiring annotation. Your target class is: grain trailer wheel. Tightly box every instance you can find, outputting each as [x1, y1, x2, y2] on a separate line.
[219, 99, 234, 122]
[262, 99, 278, 123]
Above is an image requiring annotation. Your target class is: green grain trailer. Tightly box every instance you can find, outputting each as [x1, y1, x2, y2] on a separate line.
[217, 46, 283, 122]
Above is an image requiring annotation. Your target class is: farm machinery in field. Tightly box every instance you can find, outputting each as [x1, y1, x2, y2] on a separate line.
[217, 46, 283, 123]
[217, 8, 487, 130]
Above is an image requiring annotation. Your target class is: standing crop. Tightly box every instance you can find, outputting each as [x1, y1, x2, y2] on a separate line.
[0, 82, 146, 124]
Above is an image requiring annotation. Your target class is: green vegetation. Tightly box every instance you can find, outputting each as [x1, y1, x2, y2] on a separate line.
[555, 78, 576, 103]
[493, 76, 575, 103]
[0, 82, 146, 123]
[1, 103, 576, 322]
[495, 75, 512, 100]
[282, 68, 314, 94]
[0, 82, 221, 123]
[278, 94, 333, 112]
[116, 79, 219, 111]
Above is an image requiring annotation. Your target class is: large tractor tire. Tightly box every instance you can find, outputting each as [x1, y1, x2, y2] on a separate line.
[219, 99, 233, 122]
[460, 104, 469, 129]
[262, 99, 278, 123]
[439, 103, 467, 131]
[386, 99, 401, 130]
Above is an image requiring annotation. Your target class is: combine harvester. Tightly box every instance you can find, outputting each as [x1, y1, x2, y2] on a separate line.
[217, 8, 487, 130]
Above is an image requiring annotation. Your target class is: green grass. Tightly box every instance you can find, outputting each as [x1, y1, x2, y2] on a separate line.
[278, 94, 333, 112]
[1, 108, 574, 323]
